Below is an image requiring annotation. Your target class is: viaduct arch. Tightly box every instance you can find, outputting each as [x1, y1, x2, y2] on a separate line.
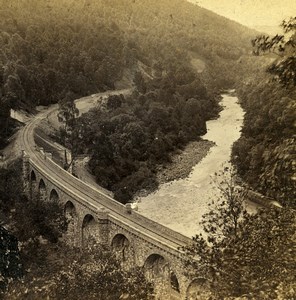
[49, 189, 59, 202]
[111, 233, 134, 267]
[30, 170, 37, 199]
[38, 178, 47, 201]
[21, 113, 201, 299]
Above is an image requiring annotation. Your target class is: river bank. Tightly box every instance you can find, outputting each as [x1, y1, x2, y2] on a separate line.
[136, 93, 250, 238]
[156, 140, 215, 184]
[28, 90, 253, 237]
[35, 90, 217, 202]
[134, 139, 215, 198]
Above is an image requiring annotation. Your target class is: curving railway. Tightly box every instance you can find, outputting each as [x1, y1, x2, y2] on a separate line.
[20, 92, 198, 299]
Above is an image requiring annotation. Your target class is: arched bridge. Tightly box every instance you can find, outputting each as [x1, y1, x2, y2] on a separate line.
[20, 103, 204, 299]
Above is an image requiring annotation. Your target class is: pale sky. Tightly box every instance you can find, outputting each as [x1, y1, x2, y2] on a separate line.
[188, 0, 295, 28]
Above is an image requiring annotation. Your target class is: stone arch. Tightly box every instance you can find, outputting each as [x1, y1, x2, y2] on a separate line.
[64, 201, 78, 246]
[144, 254, 176, 299]
[49, 189, 59, 202]
[31, 170, 36, 181]
[38, 178, 47, 201]
[65, 201, 76, 219]
[170, 271, 180, 294]
[111, 234, 134, 268]
[186, 278, 209, 300]
[144, 254, 168, 280]
[30, 170, 37, 199]
[82, 214, 97, 248]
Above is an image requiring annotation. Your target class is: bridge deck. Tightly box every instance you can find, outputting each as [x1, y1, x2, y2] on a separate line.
[21, 104, 192, 255]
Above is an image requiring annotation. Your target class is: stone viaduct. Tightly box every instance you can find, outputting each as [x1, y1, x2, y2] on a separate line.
[20, 107, 207, 300]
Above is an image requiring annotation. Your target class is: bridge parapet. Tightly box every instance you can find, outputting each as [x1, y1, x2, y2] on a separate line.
[24, 144, 191, 247]
[21, 120, 198, 299]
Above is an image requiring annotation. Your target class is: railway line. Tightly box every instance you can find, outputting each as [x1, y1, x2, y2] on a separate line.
[20, 91, 192, 256]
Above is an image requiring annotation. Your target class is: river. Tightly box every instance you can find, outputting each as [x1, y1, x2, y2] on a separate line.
[137, 92, 256, 238]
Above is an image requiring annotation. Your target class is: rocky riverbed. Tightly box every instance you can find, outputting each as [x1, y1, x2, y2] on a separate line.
[133, 139, 215, 198]
[155, 140, 215, 185]
[136, 93, 250, 237]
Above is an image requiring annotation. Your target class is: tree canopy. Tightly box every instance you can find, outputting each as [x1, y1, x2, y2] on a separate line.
[233, 17, 296, 208]
[184, 168, 296, 299]
[252, 17, 296, 87]
[0, 0, 256, 147]
[0, 226, 23, 292]
[0, 161, 153, 299]
[76, 73, 220, 202]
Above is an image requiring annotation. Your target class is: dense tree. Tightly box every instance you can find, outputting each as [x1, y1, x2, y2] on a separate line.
[57, 92, 79, 170]
[0, 161, 153, 299]
[0, 0, 256, 147]
[0, 226, 23, 293]
[5, 245, 154, 300]
[233, 17, 296, 207]
[78, 72, 220, 202]
[183, 167, 296, 299]
[106, 94, 123, 110]
[0, 96, 11, 147]
[252, 17, 296, 87]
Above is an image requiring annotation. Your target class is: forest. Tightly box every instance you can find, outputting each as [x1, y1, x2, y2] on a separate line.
[74, 71, 221, 201]
[234, 79, 295, 208]
[0, 0, 258, 201]
[0, 0, 295, 298]
[233, 18, 296, 208]
[0, 160, 153, 299]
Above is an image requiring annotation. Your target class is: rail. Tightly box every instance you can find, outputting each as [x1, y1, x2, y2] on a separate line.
[20, 103, 192, 253]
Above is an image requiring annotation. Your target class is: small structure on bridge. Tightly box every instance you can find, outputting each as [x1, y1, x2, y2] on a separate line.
[21, 150, 200, 299]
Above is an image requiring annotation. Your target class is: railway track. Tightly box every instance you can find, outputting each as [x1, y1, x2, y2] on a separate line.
[20, 91, 192, 255]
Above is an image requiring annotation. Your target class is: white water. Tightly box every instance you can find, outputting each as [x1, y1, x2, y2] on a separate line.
[137, 93, 253, 238]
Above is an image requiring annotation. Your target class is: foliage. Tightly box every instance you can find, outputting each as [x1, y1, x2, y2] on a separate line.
[53, 246, 154, 300]
[58, 93, 79, 134]
[14, 197, 66, 244]
[0, 163, 67, 295]
[0, 160, 65, 244]
[201, 167, 249, 242]
[0, 97, 15, 149]
[57, 92, 79, 170]
[0, 161, 153, 299]
[0, 160, 24, 215]
[77, 75, 220, 202]
[5, 245, 154, 300]
[183, 167, 296, 299]
[252, 17, 296, 87]
[0, 226, 23, 293]
[0, 0, 256, 146]
[0, 0, 259, 200]
[233, 17, 296, 208]
[106, 94, 123, 110]
[0, 162, 24, 293]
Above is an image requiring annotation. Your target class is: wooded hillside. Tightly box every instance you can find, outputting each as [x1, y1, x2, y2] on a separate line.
[233, 78, 295, 208]
[233, 18, 296, 208]
[0, 0, 256, 146]
[0, 0, 260, 201]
